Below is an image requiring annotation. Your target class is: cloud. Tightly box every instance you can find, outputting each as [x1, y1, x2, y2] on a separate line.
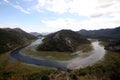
[42, 18, 80, 30]
[2, 0, 120, 32]
[4, 0, 120, 17]
[3, 0, 30, 14]
[22, 0, 34, 2]
[35, 0, 98, 16]
[0, 23, 57, 32]
[35, 0, 69, 13]
[42, 17, 120, 30]
[94, 0, 120, 18]
[35, 0, 120, 18]
[37, 0, 120, 31]
[11, 4, 30, 14]
[79, 17, 120, 30]
[3, 0, 9, 3]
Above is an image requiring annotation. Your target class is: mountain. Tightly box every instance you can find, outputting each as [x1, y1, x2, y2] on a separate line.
[30, 32, 41, 36]
[79, 27, 120, 40]
[0, 28, 36, 54]
[37, 29, 90, 52]
[30, 32, 47, 37]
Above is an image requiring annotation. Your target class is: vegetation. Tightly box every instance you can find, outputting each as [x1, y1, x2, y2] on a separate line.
[37, 29, 90, 52]
[105, 40, 120, 52]
[45, 45, 120, 80]
[22, 43, 93, 61]
[69, 50, 120, 80]
[0, 28, 36, 54]
[0, 27, 120, 80]
[1, 47, 119, 80]
[22, 48, 77, 61]
[77, 43, 93, 52]
[79, 27, 120, 40]
[0, 52, 57, 80]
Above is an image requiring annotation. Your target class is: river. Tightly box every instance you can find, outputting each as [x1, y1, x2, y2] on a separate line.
[10, 38, 106, 70]
[67, 41, 105, 69]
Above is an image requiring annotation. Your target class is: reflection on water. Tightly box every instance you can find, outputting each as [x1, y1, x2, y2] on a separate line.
[28, 39, 106, 69]
[92, 41, 105, 60]
[29, 38, 43, 46]
[67, 41, 106, 69]
[29, 39, 106, 69]
[14, 38, 106, 69]
[26, 38, 44, 52]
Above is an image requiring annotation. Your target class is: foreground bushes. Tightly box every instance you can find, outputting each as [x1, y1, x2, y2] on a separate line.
[0, 49, 120, 80]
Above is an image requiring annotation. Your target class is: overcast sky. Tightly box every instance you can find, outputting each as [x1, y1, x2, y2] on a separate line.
[0, 0, 120, 32]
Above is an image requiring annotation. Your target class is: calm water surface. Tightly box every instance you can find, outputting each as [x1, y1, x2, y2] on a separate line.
[11, 39, 106, 70]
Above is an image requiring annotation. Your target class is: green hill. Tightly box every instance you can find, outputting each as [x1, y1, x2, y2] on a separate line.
[0, 28, 36, 54]
[37, 29, 90, 52]
[79, 27, 120, 40]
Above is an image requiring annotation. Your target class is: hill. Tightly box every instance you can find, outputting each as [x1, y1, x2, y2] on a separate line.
[0, 28, 36, 54]
[37, 29, 90, 52]
[30, 32, 47, 38]
[79, 27, 120, 40]
[30, 32, 41, 36]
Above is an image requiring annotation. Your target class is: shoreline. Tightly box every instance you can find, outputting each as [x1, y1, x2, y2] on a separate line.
[10, 39, 106, 70]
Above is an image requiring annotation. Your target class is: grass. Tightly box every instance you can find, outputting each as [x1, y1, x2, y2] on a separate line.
[0, 52, 57, 80]
[21, 43, 93, 61]
[0, 40, 120, 80]
[49, 41, 120, 80]
[68, 41, 120, 80]
[76, 43, 93, 52]
[99, 40, 109, 46]
[22, 48, 77, 61]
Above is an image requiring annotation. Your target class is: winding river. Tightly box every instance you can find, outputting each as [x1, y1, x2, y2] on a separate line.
[10, 38, 106, 70]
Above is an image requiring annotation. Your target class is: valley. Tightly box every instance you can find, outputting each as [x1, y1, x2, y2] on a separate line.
[0, 27, 120, 80]
[1, 0, 120, 79]
[19, 38, 105, 70]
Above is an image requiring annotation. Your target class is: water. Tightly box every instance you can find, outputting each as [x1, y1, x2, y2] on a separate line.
[11, 48, 67, 70]
[29, 38, 43, 46]
[11, 39, 106, 70]
[67, 41, 106, 69]
[27, 38, 44, 51]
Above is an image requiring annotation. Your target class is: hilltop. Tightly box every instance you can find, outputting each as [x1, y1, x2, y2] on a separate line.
[37, 29, 90, 52]
[0, 28, 36, 54]
[79, 27, 120, 40]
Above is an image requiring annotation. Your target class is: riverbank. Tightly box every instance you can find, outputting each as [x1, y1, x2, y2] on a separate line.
[11, 39, 106, 70]
[69, 50, 120, 80]
[22, 39, 93, 61]
[0, 51, 57, 80]
[1, 40, 120, 80]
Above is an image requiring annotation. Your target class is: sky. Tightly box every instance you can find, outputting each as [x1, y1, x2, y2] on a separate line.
[0, 0, 120, 32]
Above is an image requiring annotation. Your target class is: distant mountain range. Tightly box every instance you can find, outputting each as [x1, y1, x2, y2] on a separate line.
[30, 32, 41, 36]
[0, 28, 36, 54]
[79, 27, 120, 40]
[37, 29, 90, 52]
[30, 32, 48, 37]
